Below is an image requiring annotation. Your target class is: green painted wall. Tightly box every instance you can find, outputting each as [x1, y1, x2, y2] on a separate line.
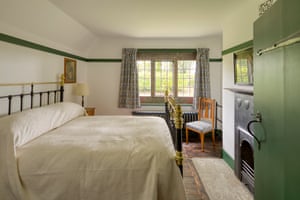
[254, 0, 300, 199]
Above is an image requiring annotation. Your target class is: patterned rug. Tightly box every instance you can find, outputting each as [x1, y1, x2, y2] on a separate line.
[192, 158, 254, 200]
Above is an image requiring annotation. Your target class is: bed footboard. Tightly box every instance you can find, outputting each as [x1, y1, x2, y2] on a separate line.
[164, 91, 183, 176]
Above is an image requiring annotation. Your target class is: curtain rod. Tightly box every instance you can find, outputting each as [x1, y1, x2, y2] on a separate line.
[137, 49, 197, 53]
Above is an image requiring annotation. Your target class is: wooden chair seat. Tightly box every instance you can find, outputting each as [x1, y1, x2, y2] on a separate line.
[185, 97, 216, 152]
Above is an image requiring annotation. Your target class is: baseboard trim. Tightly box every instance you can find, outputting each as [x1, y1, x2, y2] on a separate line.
[222, 149, 234, 169]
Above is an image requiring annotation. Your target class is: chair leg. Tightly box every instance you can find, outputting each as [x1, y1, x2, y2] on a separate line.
[212, 130, 215, 146]
[200, 133, 205, 152]
[185, 128, 189, 144]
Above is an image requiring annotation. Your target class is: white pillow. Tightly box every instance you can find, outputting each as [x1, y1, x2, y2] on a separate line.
[0, 102, 85, 147]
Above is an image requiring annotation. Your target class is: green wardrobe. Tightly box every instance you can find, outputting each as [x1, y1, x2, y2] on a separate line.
[253, 0, 300, 199]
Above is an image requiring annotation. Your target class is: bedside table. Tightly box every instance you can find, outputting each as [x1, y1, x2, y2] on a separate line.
[85, 107, 95, 116]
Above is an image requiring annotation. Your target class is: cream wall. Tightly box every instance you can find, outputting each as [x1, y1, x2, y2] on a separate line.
[0, 0, 96, 111]
[0, 0, 96, 56]
[0, 41, 87, 112]
[222, 0, 264, 160]
[85, 35, 222, 115]
[0, 0, 223, 117]
[0, 34, 222, 116]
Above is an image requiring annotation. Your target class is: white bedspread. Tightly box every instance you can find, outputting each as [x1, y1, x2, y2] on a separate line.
[0, 104, 185, 200]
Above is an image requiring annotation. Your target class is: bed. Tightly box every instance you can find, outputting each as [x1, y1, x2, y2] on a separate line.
[0, 77, 186, 200]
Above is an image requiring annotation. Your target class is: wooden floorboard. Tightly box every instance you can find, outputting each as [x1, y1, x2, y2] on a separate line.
[183, 134, 222, 200]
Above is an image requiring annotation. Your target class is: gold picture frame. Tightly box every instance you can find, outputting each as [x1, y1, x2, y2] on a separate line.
[64, 58, 76, 83]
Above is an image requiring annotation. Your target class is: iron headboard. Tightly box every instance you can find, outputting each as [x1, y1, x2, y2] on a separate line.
[0, 75, 64, 115]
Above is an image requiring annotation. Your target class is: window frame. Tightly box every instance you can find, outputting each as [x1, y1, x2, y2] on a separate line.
[137, 51, 196, 105]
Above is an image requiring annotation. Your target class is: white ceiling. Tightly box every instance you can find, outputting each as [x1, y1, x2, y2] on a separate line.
[48, 0, 248, 38]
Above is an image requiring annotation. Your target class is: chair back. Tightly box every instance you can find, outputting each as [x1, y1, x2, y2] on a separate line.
[198, 97, 216, 129]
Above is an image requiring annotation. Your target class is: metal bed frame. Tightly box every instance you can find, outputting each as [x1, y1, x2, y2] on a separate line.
[164, 90, 184, 175]
[0, 75, 64, 115]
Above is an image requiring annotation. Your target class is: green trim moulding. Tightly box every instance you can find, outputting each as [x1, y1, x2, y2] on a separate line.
[222, 149, 234, 169]
[0, 33, 222, 63]
[0, 33, 87, 61]
[87, 58, 122, 62]
[222, 40, 253, 55]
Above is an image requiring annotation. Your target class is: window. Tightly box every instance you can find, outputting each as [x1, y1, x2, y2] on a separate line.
[137, 60, 151, 96]
[137, 51, 196, 104]
[155, 61, 173, 96]
[177, 60, 196, 97]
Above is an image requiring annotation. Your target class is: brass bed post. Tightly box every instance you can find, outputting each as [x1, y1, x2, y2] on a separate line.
[60, 74, 64, 102]
[164, 90, 184, 176]
[174, 104, 183, 176]
[30, 84, 34, 109]
[164, 90, 170, 121]
[8, 95, 12, 115]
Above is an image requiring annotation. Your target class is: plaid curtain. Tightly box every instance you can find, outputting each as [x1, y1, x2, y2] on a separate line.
[118, 48, 141, 109]
[193, 48, 211, 108]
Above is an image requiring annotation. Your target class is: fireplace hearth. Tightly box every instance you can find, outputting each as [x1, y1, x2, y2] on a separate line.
[234, 93, 254, 193]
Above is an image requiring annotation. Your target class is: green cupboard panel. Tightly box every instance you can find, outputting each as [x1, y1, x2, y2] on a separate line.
[283, 43, 300, 199]
[254, 0, 300, 199]
[282, 0, 300, 39]
[254, 48, 285, 200]
[253, 0, 283, 52]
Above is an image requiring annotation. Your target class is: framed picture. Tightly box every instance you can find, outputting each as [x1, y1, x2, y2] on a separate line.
[64, 58, 76, 83]
[234, 48, 253, 85]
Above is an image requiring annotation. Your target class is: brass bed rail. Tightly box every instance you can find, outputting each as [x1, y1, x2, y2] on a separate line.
[0, 75, 65, 115]
[164, 90, 184, 176]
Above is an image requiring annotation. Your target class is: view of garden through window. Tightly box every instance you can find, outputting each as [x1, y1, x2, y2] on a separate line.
[177, 60, 196, 97]
[137, 60, 196, 99]
[155, 61, 173, 96]
[137, 60, 151, 96]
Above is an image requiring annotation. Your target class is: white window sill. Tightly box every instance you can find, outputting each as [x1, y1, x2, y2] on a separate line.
[138, 104, 196, 112]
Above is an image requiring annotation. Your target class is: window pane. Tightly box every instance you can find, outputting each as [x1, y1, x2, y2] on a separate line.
[137, 60, 151, 96]
[155, 61, 173, 96]
[177, 60, 196, 97]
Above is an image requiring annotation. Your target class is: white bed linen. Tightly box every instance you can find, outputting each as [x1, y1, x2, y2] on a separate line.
[1, 105, 185, 200]
[0, 102, 86, 200]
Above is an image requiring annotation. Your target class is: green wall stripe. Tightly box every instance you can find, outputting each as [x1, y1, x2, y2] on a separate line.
[138, 48, 196, 53]
[87, 57, 223, 63]
[0, 33, 87, 61]
[222, 149, 235, 169]
[87, 58, 122, 62]
[87, 57, 222, 63]
[222, 40, 253, 55]
[0, 33, 222, 63]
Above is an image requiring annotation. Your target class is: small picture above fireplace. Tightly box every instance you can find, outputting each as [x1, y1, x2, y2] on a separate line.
[234, 48, 253, 85]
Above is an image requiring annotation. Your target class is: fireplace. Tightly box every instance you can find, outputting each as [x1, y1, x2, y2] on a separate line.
[234, 93, 255, 193]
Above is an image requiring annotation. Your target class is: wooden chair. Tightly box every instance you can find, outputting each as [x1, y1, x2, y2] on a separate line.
[185, 97, 216, 152]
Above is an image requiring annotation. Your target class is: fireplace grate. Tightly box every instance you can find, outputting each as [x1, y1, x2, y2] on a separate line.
[241, 160, 255, 193]
[235, 93, 254, 194]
